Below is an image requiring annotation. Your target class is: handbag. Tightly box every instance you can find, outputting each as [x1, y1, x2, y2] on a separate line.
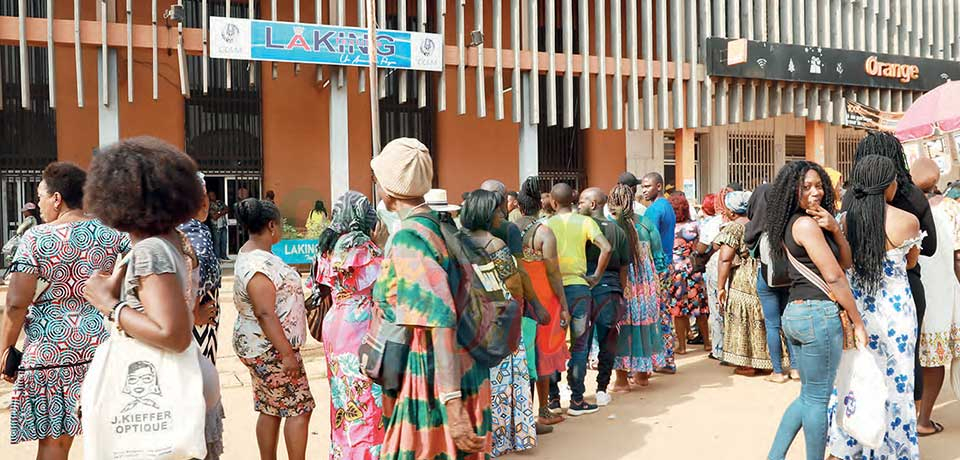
[783, 244, 857, 350]
[2, 345, 22, 378]
[690, 249, 710, 273]
[357, 306, 411, 393]
[304, 256, 333, 341]
[834, 348, 887, 448]
[758, 233, 791, 288]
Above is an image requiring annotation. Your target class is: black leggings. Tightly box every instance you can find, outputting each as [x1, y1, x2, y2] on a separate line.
[907, 270, 925, 402]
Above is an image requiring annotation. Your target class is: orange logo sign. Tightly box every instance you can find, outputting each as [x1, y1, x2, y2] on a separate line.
[864, 56, 920, 83]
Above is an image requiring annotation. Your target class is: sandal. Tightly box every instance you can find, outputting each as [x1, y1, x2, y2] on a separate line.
[918, 421, 944, 437]
[765, 373, 789, 384]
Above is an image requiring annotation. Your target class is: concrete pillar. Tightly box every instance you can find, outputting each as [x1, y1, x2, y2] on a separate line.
[518, 73, 538, 184]
[805, 120, 827, 165]
[675, 128, 696, 196]
[97, 0, 118, 147]
[329, 72, 350, 202]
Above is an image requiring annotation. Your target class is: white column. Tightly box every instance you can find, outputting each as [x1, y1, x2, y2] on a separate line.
[329, 72, 350, 201]
[97, 49, 119, 147]
[519, 74, 538, 182]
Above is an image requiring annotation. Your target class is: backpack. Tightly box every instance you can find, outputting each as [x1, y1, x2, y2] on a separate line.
[414, 214, 523, 368]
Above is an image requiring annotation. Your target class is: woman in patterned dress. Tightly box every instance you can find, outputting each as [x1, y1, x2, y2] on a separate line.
[231, 198, 314, 460]
[607, 184, 664, 390]
[178, 173, 225, 460]
[314, 191, 385, 459]
[371, 138, 489, 460]
[513, 177, 570, 427]
[0, 163, 129, 457]
[716, 191, 783, 374]
[828, 155, 922, 460]
[666, 193, 708, 355]
[461, 189, 538, 457]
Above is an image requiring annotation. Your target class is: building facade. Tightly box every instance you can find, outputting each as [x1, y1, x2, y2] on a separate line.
[2, 1, 958, 253]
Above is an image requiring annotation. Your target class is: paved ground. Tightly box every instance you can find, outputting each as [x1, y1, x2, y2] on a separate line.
[1, 276, 958, 459]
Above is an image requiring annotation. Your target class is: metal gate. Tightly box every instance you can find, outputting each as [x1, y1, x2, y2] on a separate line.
[837, 134, 864, 180]
[727, 132, 775, 191]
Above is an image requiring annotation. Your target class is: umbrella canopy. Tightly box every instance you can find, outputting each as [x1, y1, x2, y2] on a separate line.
[896, 80, 960, 142]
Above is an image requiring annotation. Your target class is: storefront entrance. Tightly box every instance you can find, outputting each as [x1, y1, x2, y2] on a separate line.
[0, 172, 41, 265]
[202, 174, 262, 256]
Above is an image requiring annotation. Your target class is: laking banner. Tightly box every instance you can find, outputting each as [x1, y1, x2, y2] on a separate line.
[209, 17, 444, 72]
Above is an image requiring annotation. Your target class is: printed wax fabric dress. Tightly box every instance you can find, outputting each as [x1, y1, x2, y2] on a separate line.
[668, 221, 708, 317]
[827, 234, 924, 460]
[918, 198, 960, 367]
[8, 220, 129, 443]
[316, 239, 386, 459]
[373, 214, 492, 460]
[616, 237, 666, 373]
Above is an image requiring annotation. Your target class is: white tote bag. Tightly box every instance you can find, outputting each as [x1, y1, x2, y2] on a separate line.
[834, 348, 887, 449]
[81, 332, 207, 460]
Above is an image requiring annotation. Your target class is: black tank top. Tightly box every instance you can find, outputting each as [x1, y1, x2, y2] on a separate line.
[784, 213, 841, 303]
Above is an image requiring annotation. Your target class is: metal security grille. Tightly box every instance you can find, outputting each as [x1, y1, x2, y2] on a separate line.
[785, 135, 806, 163]
[537, 18, 584, 191]
[0, 0, 56, 171]
[184, 0, 263, 173]
[837, 134, 864, 180]
[727, 132, 775, 191]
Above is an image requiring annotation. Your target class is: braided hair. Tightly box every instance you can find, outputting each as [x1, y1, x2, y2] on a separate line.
[610, 184, 641, 265]
[854, 131, 911, 203]
[517, 176, 542, 216]
[765, 161, 836, 259]
[845, 155, 897, 295]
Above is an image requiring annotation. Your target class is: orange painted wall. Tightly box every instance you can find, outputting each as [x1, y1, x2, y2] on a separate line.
[52, 0, 99, 167]
[583, 128, 626, 193]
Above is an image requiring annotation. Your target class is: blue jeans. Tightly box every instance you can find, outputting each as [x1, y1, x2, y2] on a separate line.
[549, 284, 594, 403]
[591, 291, 623, 393]
[756, 271, 798, 373]
[768, 300, 843, 460]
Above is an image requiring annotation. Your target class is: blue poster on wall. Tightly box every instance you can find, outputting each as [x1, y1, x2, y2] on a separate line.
[209, 17, 443, 72]
[271, 239, 319, 266]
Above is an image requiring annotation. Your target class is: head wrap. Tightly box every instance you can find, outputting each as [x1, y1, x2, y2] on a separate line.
[370, 138, 434, 199]
[328, 191, 379, 251]
[724, 190, 752, 215]
[824, 167, 842, 190]
[701, 194, 716, 216]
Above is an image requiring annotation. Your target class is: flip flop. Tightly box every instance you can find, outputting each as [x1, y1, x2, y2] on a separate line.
[918, 421, 944, 437]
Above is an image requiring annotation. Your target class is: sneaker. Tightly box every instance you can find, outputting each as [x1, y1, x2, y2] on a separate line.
[566, 400, 599, 416]
[547, 398, 563, 415]
[595, 391, 612, 407]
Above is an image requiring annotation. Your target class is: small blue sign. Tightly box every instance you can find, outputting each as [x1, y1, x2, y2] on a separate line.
[210, 17, 444, 72]
[271, 239, 319, 266]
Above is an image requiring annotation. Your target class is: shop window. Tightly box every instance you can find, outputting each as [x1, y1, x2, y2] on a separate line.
[183, 0, 263, 173]
[836, 134, 864, 181]
[0, 0, 57, 172]
[728, 132, 775, 191]
[785, 135, 806, 163]
[664, 132, 701, 198]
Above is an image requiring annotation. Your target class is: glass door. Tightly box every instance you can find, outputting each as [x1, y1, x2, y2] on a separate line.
[224, 175, 261, 255]
[1, 172, 41, 266]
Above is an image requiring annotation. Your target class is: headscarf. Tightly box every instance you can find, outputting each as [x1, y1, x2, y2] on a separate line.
[701, 194, 717, 216]
[724, 191, 752, 215]
[319, 191, 379, 255]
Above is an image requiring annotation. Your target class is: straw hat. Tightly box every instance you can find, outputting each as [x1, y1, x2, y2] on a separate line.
[370, 138, 434, 199]
[424, 189, 461, 212]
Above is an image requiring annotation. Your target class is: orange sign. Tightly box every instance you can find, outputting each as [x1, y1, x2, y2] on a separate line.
[727, 38, 747, 66]
[864, 56, 920, 83]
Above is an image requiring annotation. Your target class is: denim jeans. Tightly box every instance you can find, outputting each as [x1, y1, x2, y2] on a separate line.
[756, 271, 798, 374]
[592, 291, 623, 393]
[549, 284, 594, 402]
[768, 300, 843, 460]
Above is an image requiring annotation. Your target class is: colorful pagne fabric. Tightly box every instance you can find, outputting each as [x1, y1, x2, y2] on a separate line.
[653, 272, 677, 371]
[668, 221, 708, 317]
[373, 213, 492, 460]
[317, 239, 385, 459]
[615, 241, 665, 373]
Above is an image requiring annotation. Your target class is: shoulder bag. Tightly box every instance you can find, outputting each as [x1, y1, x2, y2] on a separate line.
[783, 244, 856, 350]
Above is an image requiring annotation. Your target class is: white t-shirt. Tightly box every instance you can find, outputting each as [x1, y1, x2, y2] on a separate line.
[232, 249, 306, 359]
[699, 215, 724, 246]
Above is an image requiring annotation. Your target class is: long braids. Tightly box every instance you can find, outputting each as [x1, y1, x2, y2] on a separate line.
[765, 161, 837, 260]
[610, 184, 641, 266]
[517, 176, 542, 216]
[855, 131, 912, 203]
[845, 155, 897, 295]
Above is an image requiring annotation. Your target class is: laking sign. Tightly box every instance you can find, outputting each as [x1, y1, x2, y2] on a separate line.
[209, 17, 443, 72]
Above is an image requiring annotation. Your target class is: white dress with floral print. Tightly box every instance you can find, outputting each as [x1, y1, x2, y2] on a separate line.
[232, 249, 307, 359]
[827, 234, 924, 460]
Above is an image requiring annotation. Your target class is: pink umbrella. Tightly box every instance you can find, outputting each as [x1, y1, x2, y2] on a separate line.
[896, 80, 960, 142]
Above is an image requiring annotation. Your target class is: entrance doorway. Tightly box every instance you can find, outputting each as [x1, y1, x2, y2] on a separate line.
[202, 174, 262, 256]
[1, 172, 41, 265]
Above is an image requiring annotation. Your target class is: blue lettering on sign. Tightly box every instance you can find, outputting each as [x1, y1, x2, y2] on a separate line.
[246, 19, 439, 71]
[270, 239, 319, 266]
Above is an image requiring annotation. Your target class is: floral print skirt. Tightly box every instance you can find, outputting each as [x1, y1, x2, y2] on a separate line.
[239, 347, 315, 418]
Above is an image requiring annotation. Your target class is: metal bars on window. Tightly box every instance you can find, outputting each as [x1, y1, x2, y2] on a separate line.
[727, 131, 775, 192]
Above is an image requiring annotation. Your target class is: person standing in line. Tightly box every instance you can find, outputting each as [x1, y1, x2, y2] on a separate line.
[607, 184, 665, 390]
[604, 172, 648, 219]
[545, 183, 612, 416]
[2, 203, 41, 283]
[507, 191, 523, 223]
[579, 188, 629, 407]
[696, 192, 726, 358]
[765, 160, 864, 460]
[827, 155, 922, 460]
[641, 173, 678, 373]
[314, 191, 385, 458]
[716, 191, 782, 375]
[179, 174, 226, 459]
[513, 177, 570, 427]
[1, 162, 129, 459]
[666, 193, 708, 355]
[909, 157, 959, 437]
[461, 189, 538, 456]
[843, 132, 937, 407]
[232, 198, 314, 460]
[207, 191, 229, 260]
[539, 192, 555, 219]
[745, 184, 799, 383]
[371, 138, 489, 460]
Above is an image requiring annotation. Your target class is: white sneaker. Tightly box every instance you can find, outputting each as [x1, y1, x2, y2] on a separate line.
[595, 391, 612, 407]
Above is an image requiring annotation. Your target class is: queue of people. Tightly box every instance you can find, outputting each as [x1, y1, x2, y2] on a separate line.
[0, 131, 957, 460]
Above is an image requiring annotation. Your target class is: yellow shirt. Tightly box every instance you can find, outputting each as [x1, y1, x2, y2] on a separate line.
[545, 212, 604, 286]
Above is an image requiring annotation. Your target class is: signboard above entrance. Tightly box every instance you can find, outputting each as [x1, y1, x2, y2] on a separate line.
[705, 38, 960, 92]
[209, 17, 443, 72]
